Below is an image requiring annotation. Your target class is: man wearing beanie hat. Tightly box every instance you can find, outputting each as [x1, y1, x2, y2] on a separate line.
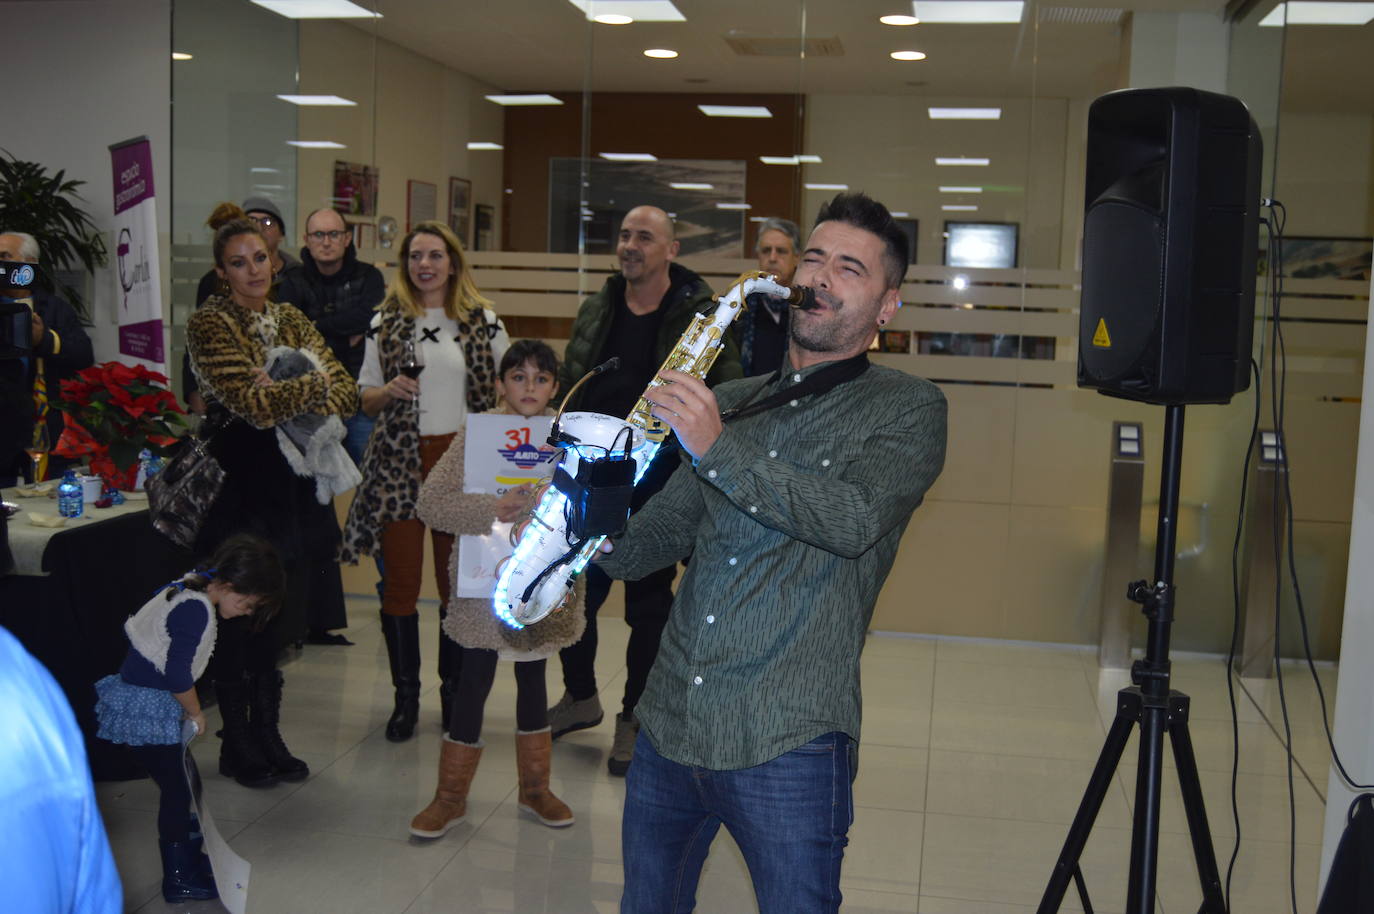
[241, 196, 302, 283]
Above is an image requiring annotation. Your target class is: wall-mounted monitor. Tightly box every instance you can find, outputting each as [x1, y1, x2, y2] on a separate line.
[943, 221, 1018, 269]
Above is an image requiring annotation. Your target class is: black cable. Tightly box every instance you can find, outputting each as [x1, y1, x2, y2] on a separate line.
[1225, 357, 1262, 911]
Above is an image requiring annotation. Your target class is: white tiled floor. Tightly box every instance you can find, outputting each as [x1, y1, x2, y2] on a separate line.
[96, 598, 1336, 913]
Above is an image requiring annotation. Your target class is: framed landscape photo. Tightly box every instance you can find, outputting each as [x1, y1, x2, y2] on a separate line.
[1276, 236, 1373, 281]
[449, 177, 473, 246]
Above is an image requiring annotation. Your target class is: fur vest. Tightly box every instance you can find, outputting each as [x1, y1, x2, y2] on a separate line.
[124, 589, 217, 682]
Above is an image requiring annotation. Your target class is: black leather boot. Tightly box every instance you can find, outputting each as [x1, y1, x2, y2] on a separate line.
[437, 620, 462, 731]
[251, 670, 309, 781]
[380, 611, 421, 742]
[160, 839, 218, 902]
[215, 677, 278, 788]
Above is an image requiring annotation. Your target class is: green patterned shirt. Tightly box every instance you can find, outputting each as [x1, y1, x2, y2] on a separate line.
[598, 360, 947, 769]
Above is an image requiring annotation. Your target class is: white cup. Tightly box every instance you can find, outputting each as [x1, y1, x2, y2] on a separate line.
[80, 475, 103, 504]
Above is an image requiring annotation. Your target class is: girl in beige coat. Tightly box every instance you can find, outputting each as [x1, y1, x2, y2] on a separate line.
[409, 340, 587, 837]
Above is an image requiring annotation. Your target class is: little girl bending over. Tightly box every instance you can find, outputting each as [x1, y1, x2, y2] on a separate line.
[411, 339, 587, 837]
[95, 534, 285, 902]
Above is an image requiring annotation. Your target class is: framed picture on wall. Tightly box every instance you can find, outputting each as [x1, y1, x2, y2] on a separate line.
[350, 221, 375, 250]
[449, 177, 473, 246]
[406, 179, 437, 232]
[333, 160, 378, 217]
[474, 203, 495, 251]
[1273, 236, 1373, 280]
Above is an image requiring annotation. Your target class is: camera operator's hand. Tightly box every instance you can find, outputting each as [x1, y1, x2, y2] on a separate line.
[30, 311, 45, 349]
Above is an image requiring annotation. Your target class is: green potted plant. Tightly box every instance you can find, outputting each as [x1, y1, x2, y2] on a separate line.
[0, 149, 108, 321]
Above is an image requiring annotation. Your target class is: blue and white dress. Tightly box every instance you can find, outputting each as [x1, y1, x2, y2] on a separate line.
[94, 585, 216, 746]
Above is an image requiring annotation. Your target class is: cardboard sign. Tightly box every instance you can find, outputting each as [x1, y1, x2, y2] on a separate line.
[462, 414, 556, 494]
[182, 721, 250, 914]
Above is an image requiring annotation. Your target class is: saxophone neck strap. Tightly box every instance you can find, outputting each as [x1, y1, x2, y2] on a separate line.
[720, 353, 870, 423]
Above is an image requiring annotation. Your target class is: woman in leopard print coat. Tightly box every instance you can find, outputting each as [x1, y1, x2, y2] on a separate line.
[341, 221, 509, 743]
[186, 216, 358, 789]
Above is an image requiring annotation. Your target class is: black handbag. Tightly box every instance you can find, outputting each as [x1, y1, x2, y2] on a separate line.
[147, 431, 225, 550]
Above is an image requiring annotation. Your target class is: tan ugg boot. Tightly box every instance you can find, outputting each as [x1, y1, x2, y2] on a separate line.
[409, 737, 482, 838]
[516, 728, 574, 828]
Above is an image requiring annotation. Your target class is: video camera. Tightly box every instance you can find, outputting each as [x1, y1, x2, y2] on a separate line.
[1, 258, 38, 361]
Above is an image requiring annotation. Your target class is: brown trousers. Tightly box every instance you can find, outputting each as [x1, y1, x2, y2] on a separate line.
[380, 433, 455, 617]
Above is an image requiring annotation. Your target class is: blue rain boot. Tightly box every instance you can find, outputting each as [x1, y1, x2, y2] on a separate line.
[159, 839, 218, 902]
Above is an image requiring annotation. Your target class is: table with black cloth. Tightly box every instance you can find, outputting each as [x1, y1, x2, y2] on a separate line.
[0, 493, 192, 781]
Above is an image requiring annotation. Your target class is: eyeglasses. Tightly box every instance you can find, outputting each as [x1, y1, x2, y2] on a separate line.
[307, 230, 349, 242]
[247, 214, 278, 228]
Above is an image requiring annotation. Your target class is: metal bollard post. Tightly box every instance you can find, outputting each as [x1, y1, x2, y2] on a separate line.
[1098, 422, 1145, 669]
[1235, 430, 1287, 679]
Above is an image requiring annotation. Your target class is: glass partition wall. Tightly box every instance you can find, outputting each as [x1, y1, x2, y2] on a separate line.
[168, 0, 1370, 662]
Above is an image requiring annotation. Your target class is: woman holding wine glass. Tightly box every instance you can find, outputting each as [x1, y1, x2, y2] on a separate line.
[343, 221, 508, 742]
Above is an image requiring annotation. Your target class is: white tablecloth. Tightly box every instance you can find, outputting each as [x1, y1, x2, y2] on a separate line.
[3, 488, 150, 576]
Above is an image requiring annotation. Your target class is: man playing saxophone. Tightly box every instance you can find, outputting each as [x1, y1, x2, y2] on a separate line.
[548, 205, 742, 776]
[599, 192, 948, 913]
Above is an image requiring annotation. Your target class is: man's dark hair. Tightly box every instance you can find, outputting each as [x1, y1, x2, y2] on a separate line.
[813, 192, 909, 290]
[500, 338, 560, 378]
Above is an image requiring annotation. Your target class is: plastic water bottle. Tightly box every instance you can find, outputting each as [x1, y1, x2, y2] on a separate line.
[58, 469, 84, 518]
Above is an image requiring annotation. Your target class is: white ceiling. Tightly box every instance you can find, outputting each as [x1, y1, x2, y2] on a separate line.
[350, 0, 1371, 109]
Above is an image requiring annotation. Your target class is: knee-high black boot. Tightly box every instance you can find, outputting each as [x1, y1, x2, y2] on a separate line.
[215, 677, 278, 788]
[251, 670, 309, 781]
[380, 611, 421, 741]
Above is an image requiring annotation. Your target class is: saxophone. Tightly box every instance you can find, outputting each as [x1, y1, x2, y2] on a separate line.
[492, 271, 812, 628]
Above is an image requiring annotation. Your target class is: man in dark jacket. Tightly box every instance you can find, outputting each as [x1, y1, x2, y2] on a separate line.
[550, 205, 741, 776]
[0, 232, 95, 482]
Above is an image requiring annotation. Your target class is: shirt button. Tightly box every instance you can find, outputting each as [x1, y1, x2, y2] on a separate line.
[707, 469, 718, 479]
[769, 450, 778, 458]
[822, 459, 831, 467]
[728, 557, 738, 566]
[693, 676, 703, 685]
[706, 615, 715, 624]
[749, 505, 758, 514]
[790, 399, 799, 407]
[793, 373, 802, 382]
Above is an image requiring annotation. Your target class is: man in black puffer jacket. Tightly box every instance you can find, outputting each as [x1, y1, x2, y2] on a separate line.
[550, 205, 741, 776]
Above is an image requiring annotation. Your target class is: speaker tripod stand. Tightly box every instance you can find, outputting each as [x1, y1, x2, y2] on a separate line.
[1038, 404, 1228, 914]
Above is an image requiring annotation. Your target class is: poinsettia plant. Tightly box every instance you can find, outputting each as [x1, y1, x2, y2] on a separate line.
[52, 361, 187, 490]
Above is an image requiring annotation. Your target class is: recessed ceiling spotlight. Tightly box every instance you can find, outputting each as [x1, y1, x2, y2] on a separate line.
[172, 52, 193, 61]
[485, 94, 564, 106]
[891, 50, 928, 61]
[644, 48, 679, 59]
[880, 14, 920, 25]
[594, 13, 634, 24]
[936, 157, 990, 166]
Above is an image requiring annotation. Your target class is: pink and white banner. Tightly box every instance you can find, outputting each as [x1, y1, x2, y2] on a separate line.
[109, 136, 164, 370]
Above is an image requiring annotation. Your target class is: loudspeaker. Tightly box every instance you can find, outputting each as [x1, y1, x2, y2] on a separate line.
[1078, 87, 1262, 405]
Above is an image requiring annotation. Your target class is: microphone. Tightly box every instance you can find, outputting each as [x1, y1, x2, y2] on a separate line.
[591, 356, 621, 374]
[548, 357, 623, 447]
[786, 285, 819, 311]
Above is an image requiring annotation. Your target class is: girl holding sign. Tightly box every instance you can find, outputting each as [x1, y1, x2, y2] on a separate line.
[411, 340, 587, 837]
[94, 535, 285, 902]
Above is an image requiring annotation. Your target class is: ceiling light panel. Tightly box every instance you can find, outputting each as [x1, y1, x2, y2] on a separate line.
[890, 50, 927, 60]
[567, 0, 685, 21]
[911, 1, 1024, 23]
[936, 157, 991, 166]
[600, 152, 658, 161]
[172, 52, 193, 60]
[277, 94, 357, 106]
[805, 183, 849, 190]
[698, 105, 773, 117]
[485, 94, 564, 106]
[287, 140, 347, 148]
[929, 107, 1002, 119]
[880, 14, 920, 25]
[717, 202, 752, 210]
[250, 0, 381, 18]
[942, 204, 980, 211]
[1259, 2, 1374, 25]
[467, 142, 503, 150]
[796, 154, 822, 163]
[644, 48, 679, 58]
[759, 155, 800, 165]
[670, 183, 714, 190]
[940, 185, 984, 192]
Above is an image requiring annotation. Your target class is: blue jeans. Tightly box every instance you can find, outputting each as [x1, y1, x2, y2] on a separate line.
[343, 410, 385, 595]
[621, 730, 854, 914]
